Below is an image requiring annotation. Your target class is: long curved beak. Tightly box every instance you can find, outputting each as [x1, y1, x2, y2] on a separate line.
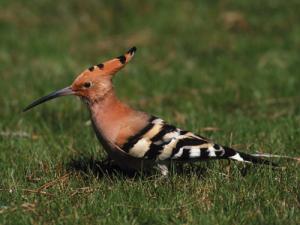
[23, 86, 74, 112]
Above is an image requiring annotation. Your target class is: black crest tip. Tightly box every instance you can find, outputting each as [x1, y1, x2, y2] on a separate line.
[127, 46, 137, 55]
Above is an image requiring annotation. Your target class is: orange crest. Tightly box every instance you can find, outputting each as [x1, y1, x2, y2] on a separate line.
[87, 46, 136, 77]
[71, 47, 137, 101]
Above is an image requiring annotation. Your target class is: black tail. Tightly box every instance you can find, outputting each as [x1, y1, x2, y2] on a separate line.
[223, 146, 278, 166]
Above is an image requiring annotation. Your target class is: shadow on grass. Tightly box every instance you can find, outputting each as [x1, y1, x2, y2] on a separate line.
[66, 156, 139, 179]
[66, 156, 215, 180]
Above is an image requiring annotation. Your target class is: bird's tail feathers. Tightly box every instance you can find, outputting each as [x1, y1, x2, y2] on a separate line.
[223, 146, 278, 166]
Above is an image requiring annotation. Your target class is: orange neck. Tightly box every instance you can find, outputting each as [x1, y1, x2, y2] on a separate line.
[88, 89, 149, 147]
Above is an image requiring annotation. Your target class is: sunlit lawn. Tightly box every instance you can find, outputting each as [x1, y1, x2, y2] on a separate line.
[0, 0, 299, 224]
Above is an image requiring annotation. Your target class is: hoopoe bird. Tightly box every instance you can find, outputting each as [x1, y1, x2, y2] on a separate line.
[24, 47, 274, 175]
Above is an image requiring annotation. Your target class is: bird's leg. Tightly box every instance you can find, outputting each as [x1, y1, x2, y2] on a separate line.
[225, 159, 231, 177]
[155, 161, 170, 176]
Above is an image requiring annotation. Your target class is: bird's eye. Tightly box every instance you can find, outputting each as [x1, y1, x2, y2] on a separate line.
[83, 82, 92, 88]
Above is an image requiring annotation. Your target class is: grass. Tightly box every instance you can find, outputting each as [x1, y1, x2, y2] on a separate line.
[0, 0, 299, 224]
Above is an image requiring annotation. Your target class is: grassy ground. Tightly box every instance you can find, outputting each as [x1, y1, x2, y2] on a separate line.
[0, 0, 300, 224]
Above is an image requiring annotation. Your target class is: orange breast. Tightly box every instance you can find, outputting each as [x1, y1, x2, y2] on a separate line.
[89, 91, 150, 147]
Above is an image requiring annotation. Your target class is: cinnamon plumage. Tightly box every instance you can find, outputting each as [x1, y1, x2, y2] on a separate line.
[24, 47, 273, 175]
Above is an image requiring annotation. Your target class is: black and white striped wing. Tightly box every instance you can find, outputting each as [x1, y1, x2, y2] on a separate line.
[121, 117, 240, 162]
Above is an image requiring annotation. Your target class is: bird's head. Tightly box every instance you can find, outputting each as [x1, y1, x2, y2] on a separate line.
[23, 47, 136, 112]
